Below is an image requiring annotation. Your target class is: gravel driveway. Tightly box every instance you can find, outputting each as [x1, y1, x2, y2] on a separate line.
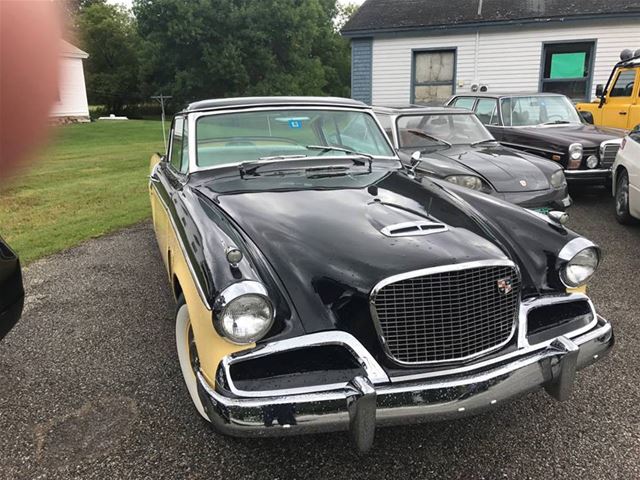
[1, 186, 638, 480]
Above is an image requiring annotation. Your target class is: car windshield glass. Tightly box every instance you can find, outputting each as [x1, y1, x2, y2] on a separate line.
[500, 96, 582, 126]
[195, 109, 395, 167]
[396, 113, 494, 147]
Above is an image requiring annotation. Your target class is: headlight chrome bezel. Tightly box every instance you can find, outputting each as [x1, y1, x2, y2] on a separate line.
[558, 238, 601, 288]
[213, 281, 275, 344]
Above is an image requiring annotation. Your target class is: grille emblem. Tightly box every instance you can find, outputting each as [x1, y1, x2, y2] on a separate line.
[519, 180, 527, 187]
[497, 278, 514, 294]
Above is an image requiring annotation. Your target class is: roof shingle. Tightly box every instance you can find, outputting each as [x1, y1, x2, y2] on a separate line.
[342, 0, 640, 35]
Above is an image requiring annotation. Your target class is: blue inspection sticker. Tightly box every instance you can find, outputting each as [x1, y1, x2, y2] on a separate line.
[289, 120, 302, 129]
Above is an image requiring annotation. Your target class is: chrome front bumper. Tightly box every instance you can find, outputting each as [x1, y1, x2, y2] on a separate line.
[196, 315, 613, 452]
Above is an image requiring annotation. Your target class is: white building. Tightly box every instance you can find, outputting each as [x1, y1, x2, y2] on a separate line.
[50, 40, 90, 122]
[342, 0, 640, 105]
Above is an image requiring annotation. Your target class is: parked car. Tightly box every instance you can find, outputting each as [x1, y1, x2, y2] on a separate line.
[577, 49, 640, 131]
[612, 124, 640, 223]
[149, 96, 613, 452]
[0, 237, 24, 340]
[446, 93, 626, 185]
[373, 106, 571, 212]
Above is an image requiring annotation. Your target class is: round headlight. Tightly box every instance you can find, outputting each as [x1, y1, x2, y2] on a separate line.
[561, 247, 600, 287]
[550, 170, 566, 188]
[214, 281, 274, 344]
[586, 155, 599, 169]
[445, 175, 484, 191]
[568, 143, 583, 161]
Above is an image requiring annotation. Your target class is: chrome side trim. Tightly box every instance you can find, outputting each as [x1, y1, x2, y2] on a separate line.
[369, 259, 520, 366]
[221, 331, 389, 398]
[564, 168, 611, 175]
[380, 220, 448, 237]
[150, 177, 212, 310]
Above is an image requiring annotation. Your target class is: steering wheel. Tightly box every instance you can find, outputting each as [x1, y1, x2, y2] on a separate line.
[546, 114, 564, 122]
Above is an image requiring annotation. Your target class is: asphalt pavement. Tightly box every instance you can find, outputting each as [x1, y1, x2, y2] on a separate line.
[1, 185, 639, 480]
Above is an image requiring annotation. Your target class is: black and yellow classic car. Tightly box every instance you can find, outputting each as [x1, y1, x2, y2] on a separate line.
[148, 96, 613, 452]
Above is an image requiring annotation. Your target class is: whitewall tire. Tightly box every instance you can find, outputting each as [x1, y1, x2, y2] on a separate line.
[175, 297, 210, 421]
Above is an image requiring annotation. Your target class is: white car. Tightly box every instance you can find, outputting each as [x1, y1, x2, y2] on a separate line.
[612, 125, 640, 224]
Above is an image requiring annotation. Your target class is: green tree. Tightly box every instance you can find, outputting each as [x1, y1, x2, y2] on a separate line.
[134, 0, 352, 108]
[77, 2, 142, 113]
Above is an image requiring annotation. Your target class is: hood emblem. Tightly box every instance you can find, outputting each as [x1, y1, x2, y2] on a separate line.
[497, 278, 514, 294]
[520, 180, 527, 187]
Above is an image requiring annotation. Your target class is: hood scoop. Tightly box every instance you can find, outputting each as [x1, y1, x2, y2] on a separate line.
[381, 220, 448, 237]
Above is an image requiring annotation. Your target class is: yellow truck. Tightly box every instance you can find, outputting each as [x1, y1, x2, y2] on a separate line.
[577, 50, 640, 131]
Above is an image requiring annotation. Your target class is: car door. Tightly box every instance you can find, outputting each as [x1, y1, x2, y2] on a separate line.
[626, 125, 640, 216]
[602, 68, 637, 129]
[150, 116, 188, 274]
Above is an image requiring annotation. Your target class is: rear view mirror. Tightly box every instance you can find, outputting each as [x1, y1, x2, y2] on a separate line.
[580, 111, 594, 124]
[595, 84, 604, 98]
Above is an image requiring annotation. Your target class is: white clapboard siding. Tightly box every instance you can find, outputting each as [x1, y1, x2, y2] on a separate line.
[372, 18, 640, 105]
[50, 56, 90, 119]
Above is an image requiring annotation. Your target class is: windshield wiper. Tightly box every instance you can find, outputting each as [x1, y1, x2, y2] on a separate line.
[406, 129, 452, 147]
[470, 138, 497, 146]
[541, 120, 572, 125]
[239, 155, 309, 178]
[305, 145, 374, 161]
[239, 155, 371, 178]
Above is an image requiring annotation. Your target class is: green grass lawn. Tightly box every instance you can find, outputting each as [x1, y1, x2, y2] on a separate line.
[0, 120, 165, 263]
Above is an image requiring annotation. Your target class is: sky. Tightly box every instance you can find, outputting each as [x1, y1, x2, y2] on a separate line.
[108, 0, 365, 8]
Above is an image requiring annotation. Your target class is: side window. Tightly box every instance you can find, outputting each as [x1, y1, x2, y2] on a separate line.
[452, 97, 476, 110]
[169, 117, 188, 173]
[610, 70, 636, 97]
[474, 99, 499, 125]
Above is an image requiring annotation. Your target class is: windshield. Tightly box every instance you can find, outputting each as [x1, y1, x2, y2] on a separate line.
[195, 109, 395, 168]
[396, 113, 494, 147]
[500, 96, 583, 126]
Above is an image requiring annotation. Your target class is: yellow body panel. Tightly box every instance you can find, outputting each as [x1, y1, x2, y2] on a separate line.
[567, 285, 587, 295]
[149, 154, 252, 385]
[576, 67, 640, 130]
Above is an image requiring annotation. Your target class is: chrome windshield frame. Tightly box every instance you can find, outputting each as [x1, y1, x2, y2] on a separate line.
[187, 106, 399, 174]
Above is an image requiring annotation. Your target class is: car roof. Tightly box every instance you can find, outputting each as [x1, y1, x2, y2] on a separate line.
[450, 92, 567, 99]
[373, 105, 472, 115]
[183, 96, 368, 113]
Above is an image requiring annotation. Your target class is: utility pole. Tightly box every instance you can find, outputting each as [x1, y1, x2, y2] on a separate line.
[151, 94, 173, 151]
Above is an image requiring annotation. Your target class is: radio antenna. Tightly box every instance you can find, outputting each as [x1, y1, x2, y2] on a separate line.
[151, 94, 173, 151]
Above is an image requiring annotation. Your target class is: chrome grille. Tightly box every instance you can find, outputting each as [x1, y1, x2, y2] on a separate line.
[600, 143, 620, 169]
[371, 262, 520, 364]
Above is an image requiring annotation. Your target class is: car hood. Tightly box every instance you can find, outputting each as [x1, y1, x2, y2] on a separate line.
[421, 145, 551, 192]
[194, 170, 549, 337]
[514, 124, 625, 148]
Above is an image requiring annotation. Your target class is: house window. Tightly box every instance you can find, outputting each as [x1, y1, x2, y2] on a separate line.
[540, 42, 594, 101]
[412, 49, 456, 105]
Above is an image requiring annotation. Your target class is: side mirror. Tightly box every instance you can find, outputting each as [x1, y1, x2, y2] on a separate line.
[411, 151, 421, 162]
[595, 84, 604, 98]
[580, 111, 594, 125]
